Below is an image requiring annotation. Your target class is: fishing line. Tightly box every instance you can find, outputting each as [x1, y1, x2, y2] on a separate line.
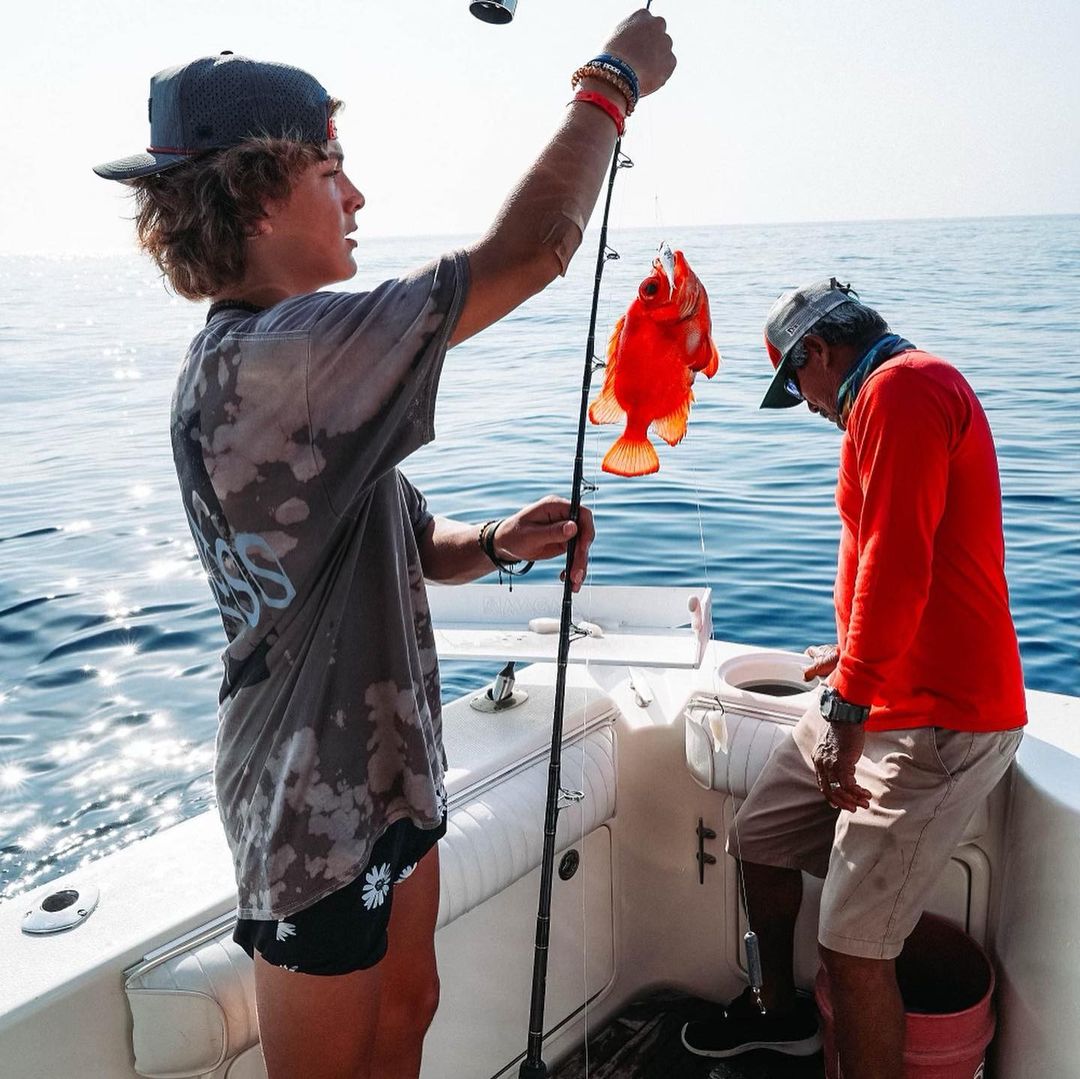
[575, 178, 618, 1079]
[686, 466, 768, 1006]
[575, 184, 622, 1079]
[641, 104, 765, 1018]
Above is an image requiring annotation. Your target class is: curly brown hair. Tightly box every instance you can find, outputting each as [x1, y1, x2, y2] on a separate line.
[130, 102, 343, 300]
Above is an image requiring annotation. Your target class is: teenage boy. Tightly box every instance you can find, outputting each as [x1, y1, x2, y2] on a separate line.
[94, 11, 675, 1079]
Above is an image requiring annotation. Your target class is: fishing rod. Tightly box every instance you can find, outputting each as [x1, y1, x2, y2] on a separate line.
[517, 134, 629, 1078]
[469, 3, 654, 1074]
[517, 10, 653, 1075]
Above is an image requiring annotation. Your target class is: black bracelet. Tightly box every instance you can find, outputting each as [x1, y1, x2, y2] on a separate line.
[478, 518, 534, 589]
[477, 519, 501, 564]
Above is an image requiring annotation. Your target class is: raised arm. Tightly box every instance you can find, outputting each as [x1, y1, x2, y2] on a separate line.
[449, 9, 676, 347]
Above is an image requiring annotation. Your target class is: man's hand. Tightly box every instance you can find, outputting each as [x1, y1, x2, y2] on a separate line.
[495, 495, 595, 594]
[803, 643, 840, 681]
[812, 723, 872, 812]
[600, 9, 677, 98]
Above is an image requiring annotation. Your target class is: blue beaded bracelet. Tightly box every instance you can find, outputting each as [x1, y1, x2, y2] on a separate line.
[592, 52, 640, 101]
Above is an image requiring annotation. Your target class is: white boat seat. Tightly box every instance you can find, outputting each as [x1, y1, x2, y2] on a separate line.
[439, 725, 615, 927]
[124, 685, 618, 1079]
[684, 699, 990, 842]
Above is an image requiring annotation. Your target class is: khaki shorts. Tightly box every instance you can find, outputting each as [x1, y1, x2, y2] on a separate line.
[727, 707, 1022, 960]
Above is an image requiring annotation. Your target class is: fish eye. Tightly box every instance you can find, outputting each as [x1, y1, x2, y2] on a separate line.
[643, 282, 659, 297]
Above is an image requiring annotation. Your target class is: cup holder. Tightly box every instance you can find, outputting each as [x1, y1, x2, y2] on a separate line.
[717, 651, 819, 703]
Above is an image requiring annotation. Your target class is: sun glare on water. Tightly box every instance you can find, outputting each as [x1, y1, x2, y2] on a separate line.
[0, 764, 29, 791]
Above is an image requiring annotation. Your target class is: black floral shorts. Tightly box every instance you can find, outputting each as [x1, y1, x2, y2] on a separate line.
[234, 814, 447, 975]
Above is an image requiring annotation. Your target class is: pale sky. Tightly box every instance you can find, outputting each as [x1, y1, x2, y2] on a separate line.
[3, 0, 1077, 255]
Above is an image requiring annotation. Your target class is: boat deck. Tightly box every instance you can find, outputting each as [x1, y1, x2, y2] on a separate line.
[552, 992, 826, 1078]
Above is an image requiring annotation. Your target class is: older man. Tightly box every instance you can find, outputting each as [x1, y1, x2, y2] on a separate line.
[682, 280, 1026, 1079]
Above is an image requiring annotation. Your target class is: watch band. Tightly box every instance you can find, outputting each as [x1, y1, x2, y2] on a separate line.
[820, 686, 870, 725]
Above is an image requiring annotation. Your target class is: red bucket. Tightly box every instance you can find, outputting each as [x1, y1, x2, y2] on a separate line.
[814, 914, 995, 1079]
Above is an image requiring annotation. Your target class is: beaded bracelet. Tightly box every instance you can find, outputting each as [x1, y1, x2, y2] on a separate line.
[570, 90, 626, 137]
[592, 52, 640, 102]
[589, 61, 638, 110]
[571, 63, 636, 115]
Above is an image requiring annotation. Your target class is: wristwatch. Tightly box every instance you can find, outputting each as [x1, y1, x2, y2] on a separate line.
[819, 686, 870, 725]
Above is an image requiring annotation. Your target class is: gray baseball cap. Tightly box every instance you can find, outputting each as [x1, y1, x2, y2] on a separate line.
[760, 278, 858, 409]
[93, 52, 334, 182]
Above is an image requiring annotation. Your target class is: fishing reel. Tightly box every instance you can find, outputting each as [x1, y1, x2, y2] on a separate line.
[469, 0, 517, 24]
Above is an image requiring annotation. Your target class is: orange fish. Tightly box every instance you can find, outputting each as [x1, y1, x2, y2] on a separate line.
[588, 244, 720, 476]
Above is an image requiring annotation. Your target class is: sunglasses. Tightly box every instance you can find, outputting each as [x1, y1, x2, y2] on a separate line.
[783, 365, 804, 402]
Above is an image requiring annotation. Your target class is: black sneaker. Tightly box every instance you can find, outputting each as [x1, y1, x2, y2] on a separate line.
[681, 989, 822, 1058]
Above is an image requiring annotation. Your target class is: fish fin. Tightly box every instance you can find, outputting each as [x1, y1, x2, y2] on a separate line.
[702, 341, 722, 379]
[602, 435, 660, 477]
[651, 398, 691, 447]
[588, 317, 627, 426]
[588, 384, 626, 425]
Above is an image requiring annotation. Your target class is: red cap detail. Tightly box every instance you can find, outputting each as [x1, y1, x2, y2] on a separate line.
[765, 334, 783, 371]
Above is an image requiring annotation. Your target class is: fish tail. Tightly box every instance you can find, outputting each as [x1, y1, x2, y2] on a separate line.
[602, 434, 660, 477]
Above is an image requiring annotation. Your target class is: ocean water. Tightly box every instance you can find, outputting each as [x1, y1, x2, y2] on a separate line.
[1, 215, 1078, 901]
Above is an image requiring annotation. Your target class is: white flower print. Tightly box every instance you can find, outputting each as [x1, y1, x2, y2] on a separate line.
[275, 920, 297, 942]
[395, 862, 416, 884]
[362, 863, 393, 910]
[436, 787, 448, 818]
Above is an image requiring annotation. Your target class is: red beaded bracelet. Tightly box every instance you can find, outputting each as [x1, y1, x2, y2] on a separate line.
[570, 89, 626, 137]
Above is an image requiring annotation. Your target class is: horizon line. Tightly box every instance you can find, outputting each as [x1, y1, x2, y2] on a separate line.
[2, 209, 1076, 259]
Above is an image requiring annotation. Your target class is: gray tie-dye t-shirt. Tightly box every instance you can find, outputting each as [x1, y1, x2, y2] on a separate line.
[171, 252, 468, 918]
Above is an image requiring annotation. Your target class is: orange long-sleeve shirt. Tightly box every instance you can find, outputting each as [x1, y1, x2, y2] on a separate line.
[832, 351, 1027, 732]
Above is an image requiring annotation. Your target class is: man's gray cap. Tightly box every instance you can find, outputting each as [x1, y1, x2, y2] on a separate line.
[760, 278, 858, 409]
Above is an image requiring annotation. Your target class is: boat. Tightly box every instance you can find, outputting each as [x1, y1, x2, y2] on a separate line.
[1, 580, 1077, 1078]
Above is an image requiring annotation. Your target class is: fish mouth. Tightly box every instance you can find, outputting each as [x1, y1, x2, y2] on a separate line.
[655, 241, 676, 293]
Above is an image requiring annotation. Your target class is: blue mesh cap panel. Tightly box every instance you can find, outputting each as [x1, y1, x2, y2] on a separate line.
[95, 53, 332, 181]
[255, 64, 329, 142]
[176, 55, 330, 150]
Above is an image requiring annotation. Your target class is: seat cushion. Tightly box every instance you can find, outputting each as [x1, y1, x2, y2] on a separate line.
[125, 716, 617, 1078]
[684, 699, 990, 840]
[126, 925, 256, 1078]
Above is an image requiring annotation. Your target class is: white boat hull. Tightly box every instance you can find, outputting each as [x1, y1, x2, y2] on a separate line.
[2, 638, 1077, 1078]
